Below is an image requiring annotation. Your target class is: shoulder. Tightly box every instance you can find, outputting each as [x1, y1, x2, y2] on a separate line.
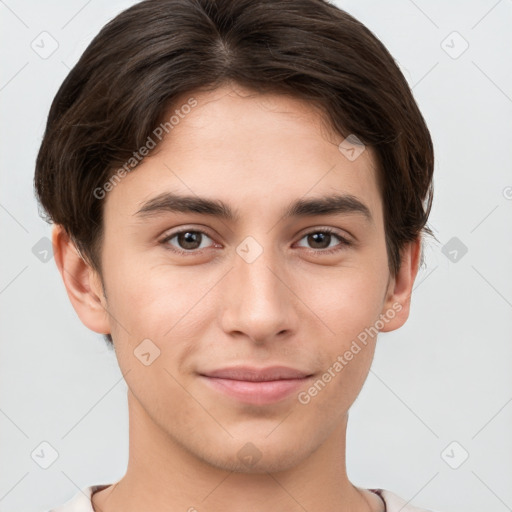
[371, 488, 444, 512]
[46, 484, 445, 512]
[46, 484, 110, 512]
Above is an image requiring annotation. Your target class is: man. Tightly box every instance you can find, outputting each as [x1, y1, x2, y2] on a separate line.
[35, 0, 440, 511]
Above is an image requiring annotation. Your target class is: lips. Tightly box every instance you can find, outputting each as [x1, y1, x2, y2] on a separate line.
[200, 365, 312, 381]
[199, 365, 314, 405]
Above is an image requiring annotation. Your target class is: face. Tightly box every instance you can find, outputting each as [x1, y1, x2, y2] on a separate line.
[60, 83, 416, 474]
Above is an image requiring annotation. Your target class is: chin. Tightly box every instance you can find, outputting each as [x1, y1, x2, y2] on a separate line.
[199, 438, 313, 474]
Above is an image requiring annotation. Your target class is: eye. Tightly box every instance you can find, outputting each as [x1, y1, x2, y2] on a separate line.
[160, 229, 217, 255]
[295, 228, 352, 254]
[160, 226, 352, 257]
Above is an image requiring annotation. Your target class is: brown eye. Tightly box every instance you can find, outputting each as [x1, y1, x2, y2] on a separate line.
[176, 231, 202, 250]
[161, 229, 215, 254]
[296, 228, 352, 253]
[306, 232, 332, 249]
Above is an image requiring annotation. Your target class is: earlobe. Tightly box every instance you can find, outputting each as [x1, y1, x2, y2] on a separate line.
[379, 237, 422, 333]
[52, 224, 111, 335]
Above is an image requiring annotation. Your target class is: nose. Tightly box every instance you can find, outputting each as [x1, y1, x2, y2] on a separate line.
[219, 242, 299, 344]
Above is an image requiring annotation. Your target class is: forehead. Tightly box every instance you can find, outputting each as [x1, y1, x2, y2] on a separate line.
[103, 83, 383, 227]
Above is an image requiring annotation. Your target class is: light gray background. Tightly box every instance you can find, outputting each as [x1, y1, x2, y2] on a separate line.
[1, 1, 511, 511]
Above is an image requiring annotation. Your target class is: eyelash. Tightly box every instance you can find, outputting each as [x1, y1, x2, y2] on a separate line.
[159, 227, 353, 256]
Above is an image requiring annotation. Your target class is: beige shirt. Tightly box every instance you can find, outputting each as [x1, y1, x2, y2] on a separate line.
[48, 484, 441, 512]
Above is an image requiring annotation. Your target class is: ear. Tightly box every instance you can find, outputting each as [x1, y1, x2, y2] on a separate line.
[379, 236, 422, 333]
[52, 224, 111, 335]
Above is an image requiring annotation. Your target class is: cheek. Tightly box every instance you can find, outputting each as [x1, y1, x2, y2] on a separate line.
[294, 265, 387, 398]
[297, 275, 381, 414]
[103, 266, 206, 412]
[103, 261, 217, 369]
[104, 257, 192, 328]
[302, 265, 387, 343]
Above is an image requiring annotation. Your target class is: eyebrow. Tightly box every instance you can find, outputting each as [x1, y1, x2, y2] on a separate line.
[134, 192, 373, 224]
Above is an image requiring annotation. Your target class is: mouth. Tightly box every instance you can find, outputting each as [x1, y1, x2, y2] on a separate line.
[198, 365, 315, 405]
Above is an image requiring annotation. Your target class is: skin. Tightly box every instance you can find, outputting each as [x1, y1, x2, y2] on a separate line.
[53, 82, 421, 512]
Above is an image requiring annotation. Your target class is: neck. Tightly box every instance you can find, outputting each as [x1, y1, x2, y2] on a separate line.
[92, 390, 382, 512]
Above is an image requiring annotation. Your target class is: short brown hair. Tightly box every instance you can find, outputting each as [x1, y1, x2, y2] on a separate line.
[34, 0, 435, 344]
